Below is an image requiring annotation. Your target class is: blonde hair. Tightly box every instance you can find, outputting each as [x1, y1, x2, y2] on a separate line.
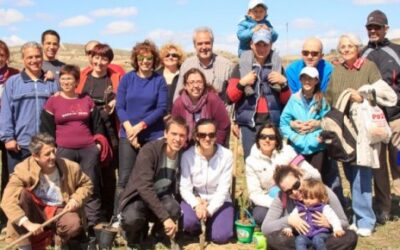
[159, 43, 186, 67]
[301, 178, 329, 204]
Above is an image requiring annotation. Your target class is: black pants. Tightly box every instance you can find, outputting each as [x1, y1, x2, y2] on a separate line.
[120, 195, 181, 246]
[267, 229, 358, 250]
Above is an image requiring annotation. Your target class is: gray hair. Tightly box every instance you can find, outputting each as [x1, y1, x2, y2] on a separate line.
[20, 41, 42, 58]
[192, 27, 214, 45]
[28, 133, 55, 155]
[337, 33, 363, 54]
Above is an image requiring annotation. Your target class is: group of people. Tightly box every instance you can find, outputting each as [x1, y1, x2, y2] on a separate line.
[0, 0, 399, 249]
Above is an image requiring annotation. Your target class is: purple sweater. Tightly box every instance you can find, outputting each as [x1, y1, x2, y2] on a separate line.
[116, 71, 168, 141]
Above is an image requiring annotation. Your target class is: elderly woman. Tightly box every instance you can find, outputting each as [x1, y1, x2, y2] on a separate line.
[180, 119, 234, 244]
[40, 64, 106, 245]
[172, 68, 230, 147]
[262, 165, 358, 250]
[76, 43, 123, 220]
[246, 123, 320, 225]
[116, 40, 168, 201]
[326, 33, 382, 237]
[157, 43, 186, 112]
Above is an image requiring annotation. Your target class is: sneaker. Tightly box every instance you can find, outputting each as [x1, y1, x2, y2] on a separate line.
[111, 214, 122, 229]
[348, 223, 358, 232]
[356, 228, 372, 237]
[376, 212, 391, 225]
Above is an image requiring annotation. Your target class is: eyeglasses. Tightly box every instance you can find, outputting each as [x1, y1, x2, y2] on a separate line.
[258, 134, 277, 141]
[284, 180, 301, 195]
[366, 24, 383, 31]
[165, 53, 180, 59]
[197, 132, 216, 139]
[301, 50, 320, 57]
[186, 80, 203, 86]
[137, 55, 154, 62]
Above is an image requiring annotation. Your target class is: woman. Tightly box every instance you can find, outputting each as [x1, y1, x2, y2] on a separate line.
[116, 40, 168, 200]
[262, 165, 358, 250]
[246, 123, 320, 225]
[280, 66, 330, 172]
[172, 68, 230, 147]
[40, 64, 106, 241]
[180, 119, 234, 244]
[76, 43, 122, 220]
[326, 33, 381, 237]
[158, 43, 186, 113]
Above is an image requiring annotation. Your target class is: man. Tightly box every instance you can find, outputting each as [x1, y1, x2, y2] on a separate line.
[1, 133, 93, 249]
[362, 10, 400, 225]
[173, 27, 233, 101]
[285, 37, 333, 93]
[118, 116, 188, 249]
[226, 29, 290, 159]
[0, 42, 59, 172]
[41, 29, 65, 80]
[81, 40, 125, 75]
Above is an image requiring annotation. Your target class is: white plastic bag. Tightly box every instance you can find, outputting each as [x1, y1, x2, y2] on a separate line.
[360, 100, 392, 144]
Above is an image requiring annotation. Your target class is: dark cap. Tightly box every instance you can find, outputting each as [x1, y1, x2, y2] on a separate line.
[366, 10, 388, 26]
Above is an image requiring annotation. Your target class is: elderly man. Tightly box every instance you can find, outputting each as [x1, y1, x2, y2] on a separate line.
[362, 10, 400, 225]
[0, 42, 59, 172]
[118, 116, 188, 249]
[1, 133, 93, 249]
[173, 27, 233, 101]
[226, 29, 290, 159]
[286, 37, 333, 93]
[41, 29, 65, 80]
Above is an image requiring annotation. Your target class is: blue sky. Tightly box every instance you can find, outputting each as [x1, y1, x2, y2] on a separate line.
[0, 0, 399, 56]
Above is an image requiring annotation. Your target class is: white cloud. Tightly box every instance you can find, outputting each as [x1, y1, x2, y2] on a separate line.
[353, 0, 400, 4]
[2, 34, 25, 46]
[0, 9, 24, 26]
[214, 34, 238, 54]
[35, 12, 53, 21]
[15, 0, 34, 7]
[290, 18, 316, 29]
[147, 29, 175, 40]
[59, 15, 93, 27]
[102, 21, 135, 35]
[91, 7, 138, 18]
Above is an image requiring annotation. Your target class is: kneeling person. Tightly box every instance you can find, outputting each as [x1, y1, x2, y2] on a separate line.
[118, 116, 188, 247]
[0, 133, 93, 249]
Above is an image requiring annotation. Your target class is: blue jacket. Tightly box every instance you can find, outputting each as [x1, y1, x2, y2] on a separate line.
[235, 51, 283, 128]
[116, 71, 167, 142]
[279, 91, 330, 155]
[285, 59, 333, 93]
[237, 15, 278, 55]
[0, 70, 59, 147]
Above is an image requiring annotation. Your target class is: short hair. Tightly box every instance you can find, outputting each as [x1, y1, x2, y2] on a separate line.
[159, 42, 186, 67]
[28, 133, 56, 155]
[60, 64, 80, 82]
[255, 122, 283, 151]
[192, 27, 214, 45]
[20, 41, 42, 58]
[301, 178, 329, 204]
[130, 39, 160, 71]
[41, 29, 60, 44]
[85, 40, 99, 53]
[165, 115, 189, 134]
[337, 33, 363, 55]
[193, 118, 217, 145]
[273, 165, 303, 188]
[180, 68, 216, 95]
[91, 43, 114, 62]
[0, 40, 10, 59]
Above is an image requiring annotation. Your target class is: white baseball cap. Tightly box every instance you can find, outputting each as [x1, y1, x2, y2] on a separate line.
[248, 0, 267, 10]
[300, 66, 319, 80]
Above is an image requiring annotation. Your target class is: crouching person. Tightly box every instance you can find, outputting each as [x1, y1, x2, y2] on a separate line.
[0, 133, 93, 250]
[118, 116, 188, 249]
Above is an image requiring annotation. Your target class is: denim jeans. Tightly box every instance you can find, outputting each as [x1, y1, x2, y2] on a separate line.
[343, 163, 376, 230]
[324, 159, 347, 208]
[6, 147, 31, 173]
[295, 233, 330, 250]
[240, 125, 261, 160]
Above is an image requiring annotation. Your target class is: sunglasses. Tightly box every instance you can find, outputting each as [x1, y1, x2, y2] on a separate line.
[258, 134, 277, 141]
[166, 53, 180, 59]
[366, 24, 383, 31]
[285, 180, 301, 195]
[301, 50, 320, 57]
[137, 55, 154, 62]
[197, 132, 216, 139]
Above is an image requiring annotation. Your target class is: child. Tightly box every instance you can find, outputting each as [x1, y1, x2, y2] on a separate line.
[282, 178, 345, 250]
[237, 0, 278, 56]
